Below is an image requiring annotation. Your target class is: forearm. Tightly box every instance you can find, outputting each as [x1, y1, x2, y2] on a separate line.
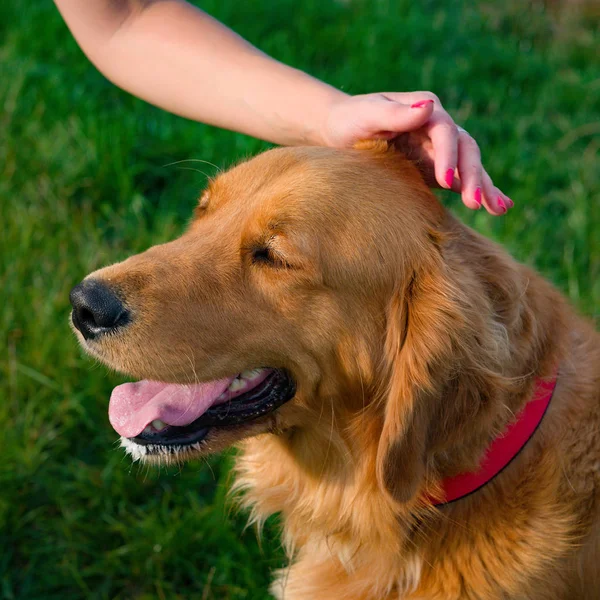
[54, 0, 345, 145]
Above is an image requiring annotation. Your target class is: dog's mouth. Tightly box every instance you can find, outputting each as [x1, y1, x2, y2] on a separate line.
[110, 368, 296, 453]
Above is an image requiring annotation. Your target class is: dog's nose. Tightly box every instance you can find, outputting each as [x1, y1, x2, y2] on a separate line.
[70, 279, 130, 340]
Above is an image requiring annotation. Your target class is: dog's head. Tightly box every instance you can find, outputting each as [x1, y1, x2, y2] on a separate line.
[71, 142, 511, 503]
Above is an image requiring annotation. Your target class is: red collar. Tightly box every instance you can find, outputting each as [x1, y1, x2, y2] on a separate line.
[427, 370, 558, 506]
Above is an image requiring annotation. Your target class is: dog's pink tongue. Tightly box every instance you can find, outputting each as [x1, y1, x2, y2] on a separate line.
[109, 377, 235, 438]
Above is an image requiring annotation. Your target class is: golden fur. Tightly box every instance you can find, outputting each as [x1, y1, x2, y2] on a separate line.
[77, 142, 600, 599]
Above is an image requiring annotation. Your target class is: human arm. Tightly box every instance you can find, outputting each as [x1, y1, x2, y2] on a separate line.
[53, 0, 510, 214]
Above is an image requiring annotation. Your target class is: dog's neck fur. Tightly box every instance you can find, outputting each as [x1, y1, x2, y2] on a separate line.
[232, 216, 574, 599]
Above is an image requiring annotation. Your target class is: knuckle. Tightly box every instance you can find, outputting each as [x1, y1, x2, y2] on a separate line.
[462, 134, 481, 155]
[437, 121, 458, 136]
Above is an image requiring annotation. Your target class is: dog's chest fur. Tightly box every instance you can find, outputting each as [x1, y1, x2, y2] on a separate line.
[232, 392, 599, 600]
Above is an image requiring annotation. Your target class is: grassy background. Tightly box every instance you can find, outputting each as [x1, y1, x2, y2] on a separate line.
[1, 1, 598, 598]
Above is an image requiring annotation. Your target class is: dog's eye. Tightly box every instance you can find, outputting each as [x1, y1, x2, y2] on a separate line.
[251, 244, 291, 269]
[252, 247, 273, 263]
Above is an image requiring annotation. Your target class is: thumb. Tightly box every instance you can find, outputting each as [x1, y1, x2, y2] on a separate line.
[360, 95, 434, 135]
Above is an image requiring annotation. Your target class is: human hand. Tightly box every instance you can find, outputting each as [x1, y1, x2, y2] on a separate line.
[322, 92, 512, 215]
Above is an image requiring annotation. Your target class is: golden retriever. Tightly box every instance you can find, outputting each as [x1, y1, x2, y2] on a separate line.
[70, 141, 600, 599]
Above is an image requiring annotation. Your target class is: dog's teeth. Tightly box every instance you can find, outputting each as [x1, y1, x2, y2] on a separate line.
[240, 368, 264, 380]
[228, 378, 246, 392]
[151, 419, 167, 431]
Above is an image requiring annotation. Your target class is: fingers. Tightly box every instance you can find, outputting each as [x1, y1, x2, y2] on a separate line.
[428, 115, 514, 216]
[427, 116, 459, 191]
[480, 170, 513, 215]
[456, 130, 483, 210]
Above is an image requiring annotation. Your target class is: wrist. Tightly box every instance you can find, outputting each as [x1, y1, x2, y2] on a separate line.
[303, 87, 348, 147]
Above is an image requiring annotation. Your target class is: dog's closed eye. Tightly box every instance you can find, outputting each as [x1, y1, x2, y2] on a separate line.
[249, 239, 293, 269]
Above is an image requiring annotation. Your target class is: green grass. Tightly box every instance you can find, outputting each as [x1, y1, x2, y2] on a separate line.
[1, 1, 598, 598]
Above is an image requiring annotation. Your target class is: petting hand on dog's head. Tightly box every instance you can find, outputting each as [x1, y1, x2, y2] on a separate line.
[321, 92, 512, 216]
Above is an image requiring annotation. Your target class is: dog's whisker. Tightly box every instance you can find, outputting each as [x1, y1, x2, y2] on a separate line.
[162, 157, 222, 173]
[173, 165, 213, 178]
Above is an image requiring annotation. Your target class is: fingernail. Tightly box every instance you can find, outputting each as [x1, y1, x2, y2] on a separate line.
[497, 197, 507, 214]
[474, 187, 482, 206]
[445, 168, 454, 188]
[505, 197, 514, 208]
[410, 99, 434, 108]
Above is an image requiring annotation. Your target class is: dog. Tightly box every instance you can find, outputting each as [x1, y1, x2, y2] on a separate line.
[70, 141, 599, 599]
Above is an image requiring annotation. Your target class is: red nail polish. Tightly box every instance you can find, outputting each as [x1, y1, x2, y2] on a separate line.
[497, 197, 507, 214]
[410, 99, 434, 108]
[445, 169, 454, 188]
[474, 187, 482, 206]
[505, 197, 514, 208]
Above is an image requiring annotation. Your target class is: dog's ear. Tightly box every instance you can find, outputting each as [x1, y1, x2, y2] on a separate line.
[376, 242, 476, 504]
